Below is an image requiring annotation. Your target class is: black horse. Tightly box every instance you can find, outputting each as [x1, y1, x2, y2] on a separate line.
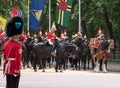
[32, 39, 78, 72]
[22, 38, 34, 68]
[32, 40, 57, 72]
[71, 38, 90, 70]
[55, 41, 78, 72]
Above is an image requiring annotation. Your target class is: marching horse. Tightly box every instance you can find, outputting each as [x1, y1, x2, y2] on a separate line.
[71, 37, 90, 70]
[32, 39, 78, 72]
[32, 39, 58, 72]
[90, 39, 114, 72]
[23, 38, 34, 68]
[55, 41, 78, 72]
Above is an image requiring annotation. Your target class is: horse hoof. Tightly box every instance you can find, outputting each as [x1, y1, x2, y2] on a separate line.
[103, 70, 108, 73]
[42, 70, 45, 72]
[56, 70, 58, 72]
[34, 69, 37, 72]
[38, 68, 42, 70]
[60, 70, 63, 73]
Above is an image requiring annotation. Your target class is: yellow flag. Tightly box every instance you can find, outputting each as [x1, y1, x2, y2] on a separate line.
[0, 16, 7, 30]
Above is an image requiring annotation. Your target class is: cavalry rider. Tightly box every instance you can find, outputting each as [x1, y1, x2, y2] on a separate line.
[83, 33, 87, 42]
[63, 29, 69, 41]
[46, 22, 57, 55]
[38, 28, 43, 42]
[24, 30, 32, 46]
[3, 16, 23, 88]
[32, 32, 38, 44]
[95, 26, 105, 41]
[72, 29, 83, 42]
[26, 30, 31, 42]
[60, 30, 64, 41]
[94, 26, 106, 55]
[43, 29, 49, 41]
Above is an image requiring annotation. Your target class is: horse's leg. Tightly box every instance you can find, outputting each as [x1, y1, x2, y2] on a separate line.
[87, 56, 90, 69]
[61, 57, 66, 70]
[102, 59, 108, 72]
[60, 62, 63, 72]
[64, 60, 67, 70]
[94, 59, 100, 72]
[50, 57, 53, 68]
[0, 55, 4, 70]
[55, 59, 58, 72]
[99, 59, 103, 71]
[87, 53, 91, 69]
[42, 58, 46, 72]
[0, 58, 1, 68]
[59, 59, 63, 72]
[76, 59, 78, 70]
[83, 55, 86, 70]
[33, 57, 37, 72]
[38, 59, 42, 70]
[72, 59, 77, 70]
[52, 57, 56, 67]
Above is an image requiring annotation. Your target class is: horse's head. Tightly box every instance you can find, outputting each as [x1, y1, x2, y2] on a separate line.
[80, 40, 90, 55]
[63, 42, 78, 58]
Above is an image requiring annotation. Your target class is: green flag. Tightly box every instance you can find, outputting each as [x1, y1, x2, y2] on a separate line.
[56, 0, 73, 27]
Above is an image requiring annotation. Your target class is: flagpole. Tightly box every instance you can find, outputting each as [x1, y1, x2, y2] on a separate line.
[79, 0, 81, 32]
[49, 0, 51, 32]
[27, 0, 29, 31]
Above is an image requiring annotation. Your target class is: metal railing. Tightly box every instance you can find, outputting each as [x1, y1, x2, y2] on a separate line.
[109, 50, 120, 60]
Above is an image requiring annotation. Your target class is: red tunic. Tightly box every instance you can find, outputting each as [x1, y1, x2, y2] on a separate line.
[47, 31, 56, 42]
[3, 40, 22, 76]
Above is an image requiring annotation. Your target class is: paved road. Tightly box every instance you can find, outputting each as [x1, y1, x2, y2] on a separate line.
[0, 68, 120, 88]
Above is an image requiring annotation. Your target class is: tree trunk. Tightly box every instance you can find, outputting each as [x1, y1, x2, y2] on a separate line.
[103, 12, 113, 39]
[117, 15, 120, 50]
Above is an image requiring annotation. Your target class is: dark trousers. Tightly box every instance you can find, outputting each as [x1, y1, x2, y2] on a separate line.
[6, 74, 20, 88]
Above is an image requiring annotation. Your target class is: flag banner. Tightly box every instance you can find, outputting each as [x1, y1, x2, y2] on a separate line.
[30, 0, 46, 31]
[0, 16, 7, 30]
[56, 0, 73, 27]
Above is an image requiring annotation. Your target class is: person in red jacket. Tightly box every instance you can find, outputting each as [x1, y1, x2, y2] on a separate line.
[3, 16, 23, 88]
[47, 22, 56, 45]
[46, 22, 57, 55]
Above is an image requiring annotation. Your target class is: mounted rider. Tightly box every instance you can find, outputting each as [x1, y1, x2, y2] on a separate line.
[63, 29, 69, 41]
[95, 26, 105, 41]
[38, 28, 43, 43]
[43, 29, 49, 41]
[60, 30, 64, 41]
[71, 30, 83, 42]
[46, 22, 58, 55]
[47, 22, 57, 45]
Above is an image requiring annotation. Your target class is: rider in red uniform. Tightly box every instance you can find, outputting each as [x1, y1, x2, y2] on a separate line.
[3, 16, 23, 88]
[46, 22, 57, 55]
[47, 22, 56, 45]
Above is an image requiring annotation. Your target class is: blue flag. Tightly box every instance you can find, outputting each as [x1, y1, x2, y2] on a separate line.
[30, 0, 46, 31]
